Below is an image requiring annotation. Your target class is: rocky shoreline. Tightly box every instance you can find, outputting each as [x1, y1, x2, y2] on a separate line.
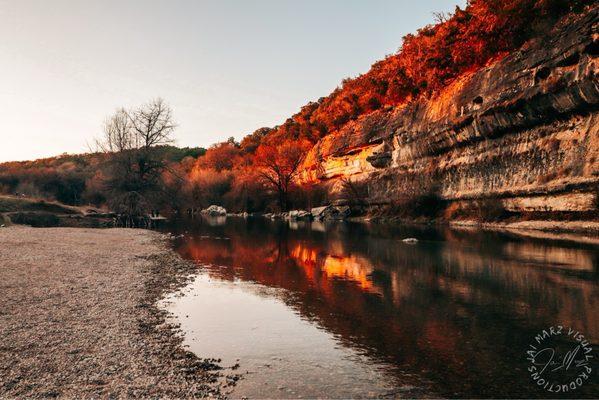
[225, 205, 599, 236]
[0, 226, 230, 398]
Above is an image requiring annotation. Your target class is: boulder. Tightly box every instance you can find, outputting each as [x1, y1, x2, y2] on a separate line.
[201, 205, 227, 216]
[335, 206, 351, 219]
[311, 206, 333, 220]
[268, 212, 284, 220]
[288, 210, 312, 220]
[311, 205, 351, 220]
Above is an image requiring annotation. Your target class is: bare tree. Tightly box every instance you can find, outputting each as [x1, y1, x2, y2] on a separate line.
[95, 98, 177, 221]
[130, 98, 176, 149]
[97, 108, 134, 153]
[432, 11, 450, 23]
[340, 177, 368, 207]
[97, 98, 175, 153]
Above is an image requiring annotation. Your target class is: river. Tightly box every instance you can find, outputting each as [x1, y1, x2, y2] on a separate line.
[160, 217, 598, 398]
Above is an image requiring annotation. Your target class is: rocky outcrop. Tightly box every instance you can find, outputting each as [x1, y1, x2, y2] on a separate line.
[299, 6, 599, 214]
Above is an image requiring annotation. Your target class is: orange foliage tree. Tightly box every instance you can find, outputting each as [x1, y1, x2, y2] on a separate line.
[254, 139, 312, 211]
[197, 140, 240, 172]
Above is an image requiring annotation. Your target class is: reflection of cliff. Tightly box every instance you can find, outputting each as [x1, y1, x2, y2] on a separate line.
[173, 220, 599, 397]
[290, 244, 378, 293]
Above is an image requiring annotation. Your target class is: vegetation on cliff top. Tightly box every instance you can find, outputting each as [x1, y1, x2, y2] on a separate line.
[0, 0, 593, 213]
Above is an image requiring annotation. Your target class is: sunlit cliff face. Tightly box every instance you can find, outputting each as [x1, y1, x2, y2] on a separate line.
[298, 139, 381, 185]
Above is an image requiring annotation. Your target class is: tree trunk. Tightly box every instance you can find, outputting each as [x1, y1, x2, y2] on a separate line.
[278, 189, 286, 212]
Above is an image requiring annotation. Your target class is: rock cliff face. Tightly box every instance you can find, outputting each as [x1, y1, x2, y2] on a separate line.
[299, 6, 599, 214]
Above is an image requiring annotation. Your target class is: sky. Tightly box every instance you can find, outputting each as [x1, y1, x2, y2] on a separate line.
[0, 0, 464, 162]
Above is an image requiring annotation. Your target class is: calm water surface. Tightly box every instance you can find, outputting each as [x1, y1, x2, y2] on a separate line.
[161, 217, 598, 398]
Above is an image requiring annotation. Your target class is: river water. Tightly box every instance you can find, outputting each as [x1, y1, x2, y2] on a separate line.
[161, 217, 598, 398]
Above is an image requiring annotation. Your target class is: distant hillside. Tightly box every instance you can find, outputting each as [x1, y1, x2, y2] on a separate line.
[0, 146, 205, 206]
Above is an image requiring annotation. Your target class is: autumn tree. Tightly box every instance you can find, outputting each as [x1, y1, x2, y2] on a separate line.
[187, 166, 232, 209]
[239, 127, 271, 154]
[254, 139, 311, 211]
[198, 141, 240, 171]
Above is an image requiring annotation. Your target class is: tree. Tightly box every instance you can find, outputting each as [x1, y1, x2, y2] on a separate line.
[98, 108, 134, 153]
[254, 139, 311, 211]
[130, 98, 176, 149]
[96, 98, 177, 216]
[199, 141, 240, 172]
[187, 167, 232, 209]
[240, 127, 271, 154]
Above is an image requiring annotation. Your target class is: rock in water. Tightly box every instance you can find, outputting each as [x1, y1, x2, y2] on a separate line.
[310, 205, 351, 220]
[201, 205, 227, 216]
[288, 210, 312, 220]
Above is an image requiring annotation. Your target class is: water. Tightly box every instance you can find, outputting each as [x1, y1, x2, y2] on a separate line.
[161, 217, 599, 398]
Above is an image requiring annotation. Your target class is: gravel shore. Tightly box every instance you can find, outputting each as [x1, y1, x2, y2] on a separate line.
[0, 226, 225, 398]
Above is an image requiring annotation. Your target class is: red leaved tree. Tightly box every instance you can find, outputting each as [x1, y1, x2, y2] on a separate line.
[254, 139, 311, 211]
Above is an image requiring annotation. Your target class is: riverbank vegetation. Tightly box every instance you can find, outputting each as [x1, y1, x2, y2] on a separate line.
[0, 0, 594, 218]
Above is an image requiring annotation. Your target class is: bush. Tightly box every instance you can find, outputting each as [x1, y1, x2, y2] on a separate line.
[389, 190, 446, 219]
[339, 178, 368, 207]
[443, 201, 468, 220]
[475, 199, 510, 222]
[10, 212, 60, 227]
[0, 213, 11, 226]
[288, 183, 330, 211]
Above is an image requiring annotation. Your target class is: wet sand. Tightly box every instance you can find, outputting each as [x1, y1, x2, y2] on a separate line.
[0, 226, 224, 398]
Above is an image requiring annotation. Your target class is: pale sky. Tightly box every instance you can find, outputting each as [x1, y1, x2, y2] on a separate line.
[0, 0, 464, 162]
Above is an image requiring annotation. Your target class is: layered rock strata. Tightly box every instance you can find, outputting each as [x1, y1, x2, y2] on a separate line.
[299, 6, 599, 214]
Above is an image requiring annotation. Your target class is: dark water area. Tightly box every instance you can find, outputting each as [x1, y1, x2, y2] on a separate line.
[162, 217, 599, 398]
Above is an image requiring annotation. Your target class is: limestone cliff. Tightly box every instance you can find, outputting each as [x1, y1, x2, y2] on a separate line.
[299, 6, 599, 215]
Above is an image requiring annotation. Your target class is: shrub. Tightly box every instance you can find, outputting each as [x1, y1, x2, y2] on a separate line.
[340, 177, 368, 207]
[444, 201, 467, 220]
[0, 213, 11, 226]
[475, 199, 510, 222]
[390, 190, 446, 219]
[10, 212, 60, 227]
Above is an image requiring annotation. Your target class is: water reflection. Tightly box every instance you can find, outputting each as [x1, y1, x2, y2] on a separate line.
[166, 217, 599, 398]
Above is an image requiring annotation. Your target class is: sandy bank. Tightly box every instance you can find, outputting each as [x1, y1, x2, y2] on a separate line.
[0, 226, 225, 398]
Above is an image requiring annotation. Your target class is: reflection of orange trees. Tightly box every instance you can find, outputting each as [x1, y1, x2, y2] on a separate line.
[180, 230, 599, 341]
[321, 255, 375, 292]
[178, 234, 385, 298]
[178, 236, 280, 274]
